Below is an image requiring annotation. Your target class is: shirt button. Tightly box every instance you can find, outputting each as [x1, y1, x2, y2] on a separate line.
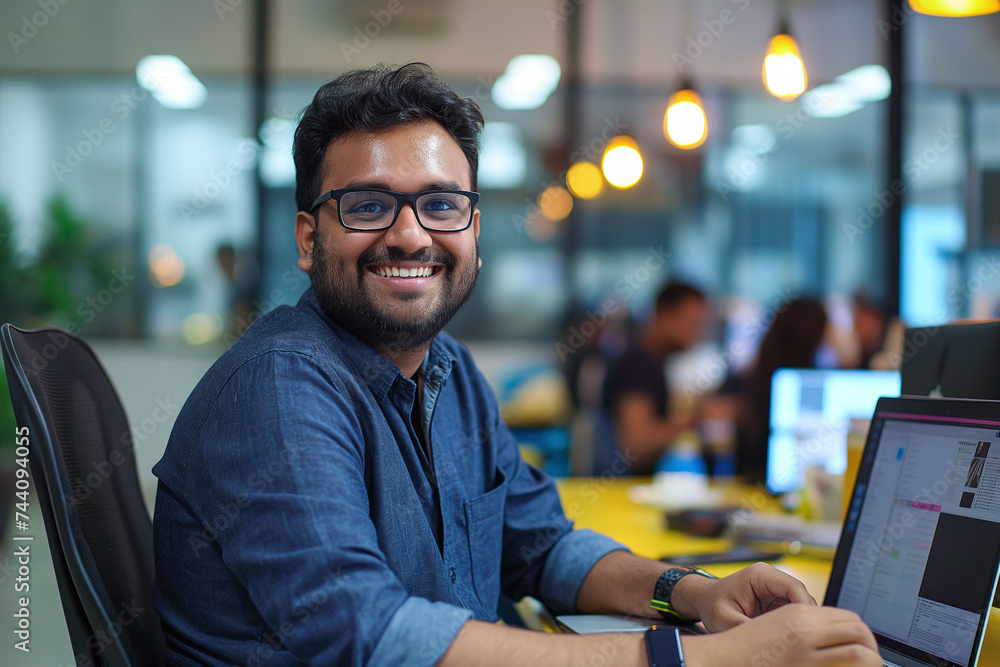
[450, 567, 457, 584]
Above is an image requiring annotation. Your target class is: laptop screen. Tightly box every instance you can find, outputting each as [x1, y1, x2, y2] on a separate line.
[826, 397, 1000, 667]
[767, 368, 901, 494]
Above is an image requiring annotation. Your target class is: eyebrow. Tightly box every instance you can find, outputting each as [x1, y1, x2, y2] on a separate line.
[341, 180, 467, 192]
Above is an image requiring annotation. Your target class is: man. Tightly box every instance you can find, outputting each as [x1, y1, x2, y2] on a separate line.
[152, 63, 880, 666]
[602, 282, 710, 473]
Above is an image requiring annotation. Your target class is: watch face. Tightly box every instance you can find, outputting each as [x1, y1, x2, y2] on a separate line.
[646, 626, 685, 667]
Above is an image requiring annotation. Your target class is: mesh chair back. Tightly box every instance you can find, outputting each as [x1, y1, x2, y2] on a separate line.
[1, 325, 164, 666]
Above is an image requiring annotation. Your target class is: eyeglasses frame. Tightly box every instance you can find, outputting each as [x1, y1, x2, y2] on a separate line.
[309, 187, 481, 232]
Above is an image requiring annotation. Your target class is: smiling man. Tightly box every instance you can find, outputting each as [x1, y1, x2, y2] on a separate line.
[152, 63, 880, 667]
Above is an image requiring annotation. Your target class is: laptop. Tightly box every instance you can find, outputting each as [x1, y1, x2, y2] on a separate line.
[825, 395, 1000, 667]
[767, 368, 901, 495]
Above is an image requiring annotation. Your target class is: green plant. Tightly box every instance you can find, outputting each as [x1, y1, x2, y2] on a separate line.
[0, 196, 119, 446]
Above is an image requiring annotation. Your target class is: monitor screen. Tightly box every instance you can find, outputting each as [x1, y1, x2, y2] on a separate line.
[828, 402, 1000, 667]
[767, 368, 901, 494]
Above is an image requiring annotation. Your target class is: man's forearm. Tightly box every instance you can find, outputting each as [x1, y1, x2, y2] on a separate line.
[438, 620, 646, 667]
[575, 550, 713, 620]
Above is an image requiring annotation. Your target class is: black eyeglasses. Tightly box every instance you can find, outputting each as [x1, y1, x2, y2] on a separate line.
[310, 188, 480, 232]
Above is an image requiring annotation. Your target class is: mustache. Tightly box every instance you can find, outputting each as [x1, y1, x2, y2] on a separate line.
[357, 246, 455, 270]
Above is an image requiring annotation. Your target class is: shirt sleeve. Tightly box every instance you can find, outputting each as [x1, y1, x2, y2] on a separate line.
[490, 410, 629, 614]
[185, 352, 470, 666]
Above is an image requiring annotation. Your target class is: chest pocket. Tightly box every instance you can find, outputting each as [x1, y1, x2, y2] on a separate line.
[464, 467, 507, 609]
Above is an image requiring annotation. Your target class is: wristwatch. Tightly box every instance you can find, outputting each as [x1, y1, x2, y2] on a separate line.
[649, 566, 718, 621]
[645, 625, 685, 667]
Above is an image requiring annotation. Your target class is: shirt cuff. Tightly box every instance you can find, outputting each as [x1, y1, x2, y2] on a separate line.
[537, 528, 630, 614]
[368, 596, 473, 666]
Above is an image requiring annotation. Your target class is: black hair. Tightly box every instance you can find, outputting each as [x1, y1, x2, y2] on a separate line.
[655, 280, 706, 313]
[293, 62, 485, 213]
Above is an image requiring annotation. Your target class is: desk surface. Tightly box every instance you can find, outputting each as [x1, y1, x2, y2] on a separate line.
[556, 477, 1000, 667]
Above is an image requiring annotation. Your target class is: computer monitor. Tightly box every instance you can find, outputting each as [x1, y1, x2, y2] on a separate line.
[766, 368, 901, 494]
[901, 321, 1000, 399]
[902, 320, 1000, 610]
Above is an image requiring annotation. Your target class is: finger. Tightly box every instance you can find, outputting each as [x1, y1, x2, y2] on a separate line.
[813, 644, 883, 666]
[704, 603, 753, 632]
[749, 564, 817, 606]
[805, 615, 880, 654]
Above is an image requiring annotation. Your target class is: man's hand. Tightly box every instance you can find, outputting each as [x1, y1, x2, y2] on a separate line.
[681, 604, 882, 667]
[671, 561, 816, 632]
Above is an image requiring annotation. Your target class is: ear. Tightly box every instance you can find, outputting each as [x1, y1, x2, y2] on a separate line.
[473, 208, 482, 268]
[295, 210, 317, 273]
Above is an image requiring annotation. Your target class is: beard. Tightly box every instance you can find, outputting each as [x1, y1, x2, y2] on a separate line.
[310, 234, 478, 353]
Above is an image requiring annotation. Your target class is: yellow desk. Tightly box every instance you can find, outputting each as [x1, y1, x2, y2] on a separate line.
[556, 477, 1000, 666]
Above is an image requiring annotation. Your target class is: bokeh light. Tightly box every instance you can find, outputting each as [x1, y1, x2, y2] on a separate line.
[566, 161, 605, 199]
[601, 136, 643, 189]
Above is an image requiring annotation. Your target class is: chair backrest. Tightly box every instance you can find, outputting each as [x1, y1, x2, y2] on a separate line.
[1, 324, 164, 666]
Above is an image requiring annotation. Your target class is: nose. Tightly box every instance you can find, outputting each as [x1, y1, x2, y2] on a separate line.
[382, 202, 433, 254]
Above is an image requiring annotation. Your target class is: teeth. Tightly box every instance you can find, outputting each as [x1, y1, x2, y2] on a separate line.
[376, 266, 433, 278]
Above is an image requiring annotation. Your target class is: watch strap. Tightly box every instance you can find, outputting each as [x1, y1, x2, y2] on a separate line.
[650, 566, 717, 621]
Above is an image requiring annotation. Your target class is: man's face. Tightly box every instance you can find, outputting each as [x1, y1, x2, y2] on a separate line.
[658, 298, 710, 352]
[295, 119, 481, 352]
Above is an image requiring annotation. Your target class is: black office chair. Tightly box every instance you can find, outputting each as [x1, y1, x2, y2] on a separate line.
[1, 324, 164, 666]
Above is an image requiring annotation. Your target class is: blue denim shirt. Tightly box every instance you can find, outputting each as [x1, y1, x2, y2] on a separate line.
[152, 287, 625, 666]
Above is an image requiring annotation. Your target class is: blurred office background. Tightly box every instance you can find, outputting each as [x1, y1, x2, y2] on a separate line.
[2, 0, 1000, 479]
[3, 0, 1000, 344]
[1, 0, 1000, 661]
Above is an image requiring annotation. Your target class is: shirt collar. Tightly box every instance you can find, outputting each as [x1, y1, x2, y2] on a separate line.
[297, 286, 457, 400]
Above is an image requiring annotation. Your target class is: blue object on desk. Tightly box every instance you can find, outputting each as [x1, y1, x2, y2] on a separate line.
[656, 447, 707, 476]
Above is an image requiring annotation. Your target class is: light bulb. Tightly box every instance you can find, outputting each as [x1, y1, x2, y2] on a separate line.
[601, 137, 643, 189]
[909, 0, 999, 15]
[763, 33, 807, 100]
[664, 89, 707, 149]
[566, 161, 605, 199]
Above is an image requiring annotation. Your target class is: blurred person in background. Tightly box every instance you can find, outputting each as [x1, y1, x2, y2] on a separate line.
[215, 242, 257, 340]
[732, 298, 830, 482]
[558, 303, 629, 413]
[848, 291, 889, 370]
[557, 302, 630, 475]
[601, 281, 710, 474]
